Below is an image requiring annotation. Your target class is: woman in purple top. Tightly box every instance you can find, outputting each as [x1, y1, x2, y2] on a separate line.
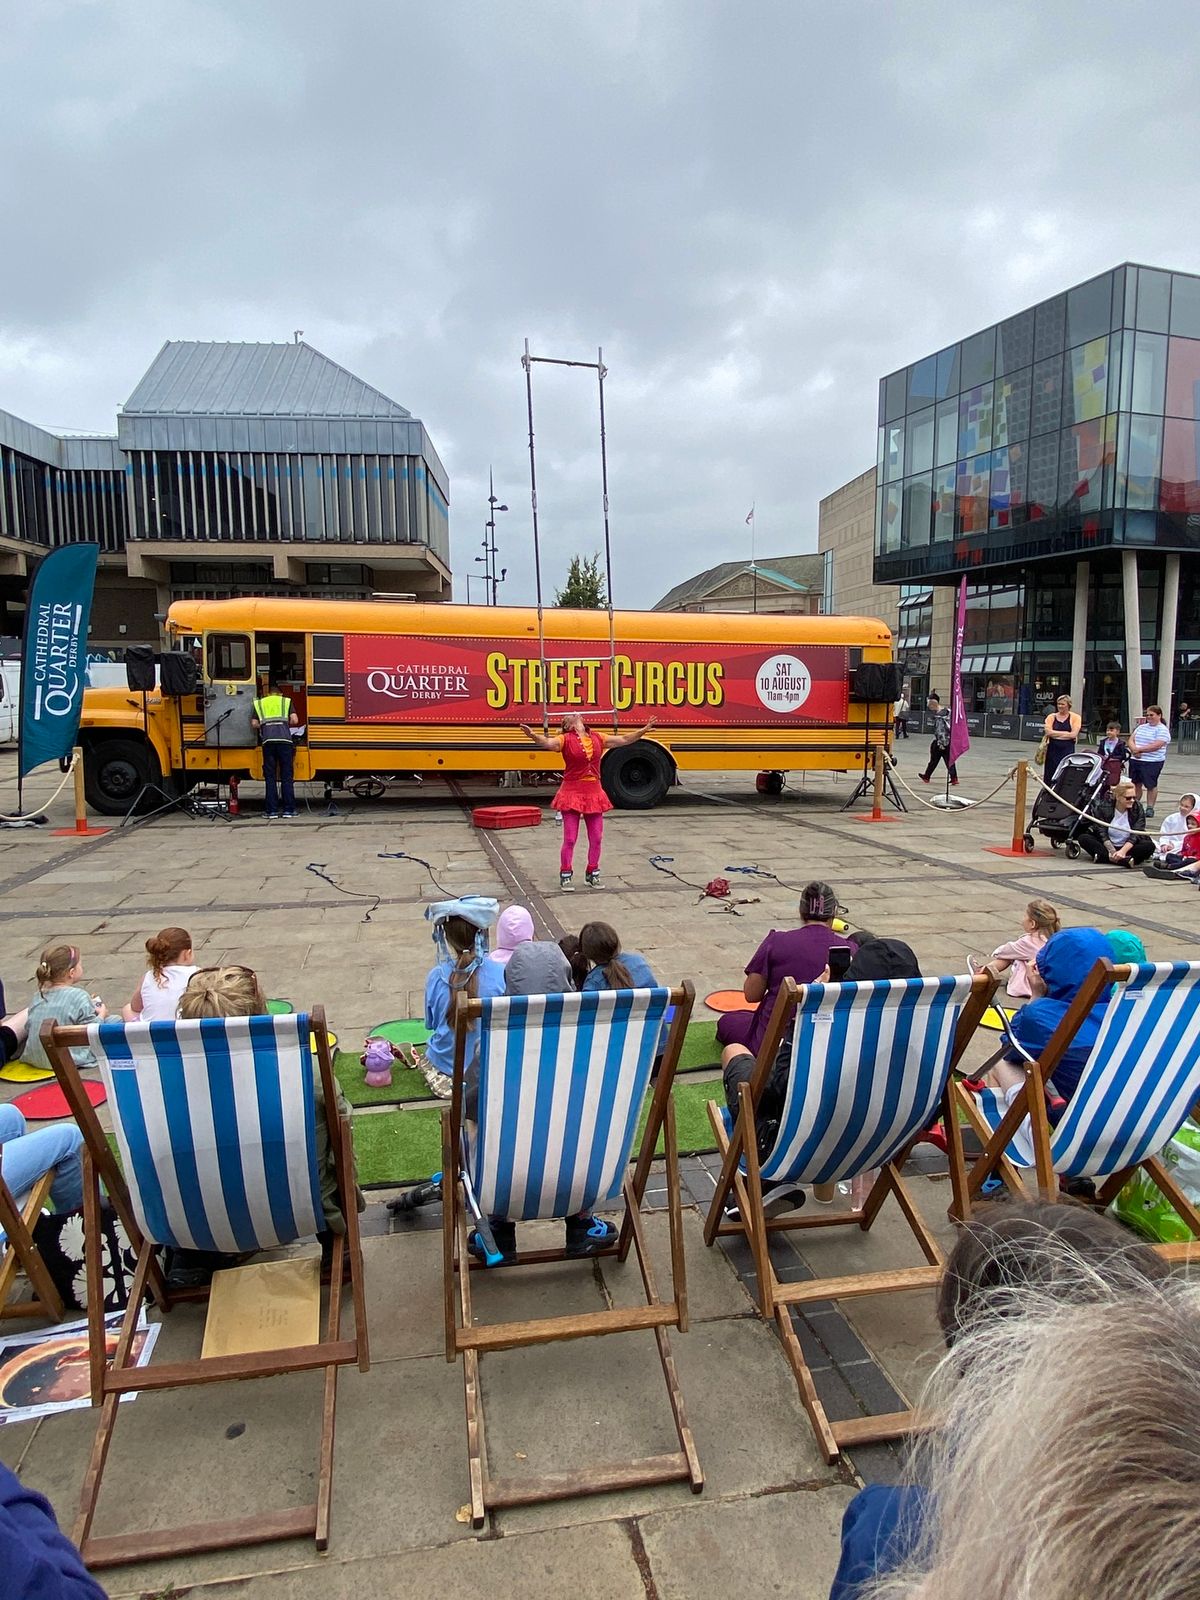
[716, 882, 852, 1052]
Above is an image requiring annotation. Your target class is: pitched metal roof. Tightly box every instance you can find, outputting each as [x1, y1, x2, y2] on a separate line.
[122, 341, 412, 420]
[653, 553, 825, 611]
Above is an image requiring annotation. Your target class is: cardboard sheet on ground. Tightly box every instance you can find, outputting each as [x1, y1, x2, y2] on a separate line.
[202, 1257, 321, 1360]
[0, 1309, 159, 1425]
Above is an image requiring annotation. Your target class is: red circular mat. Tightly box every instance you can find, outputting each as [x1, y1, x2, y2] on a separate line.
[12, 1079, 106, 1120]
[704, 989, 755, 1014]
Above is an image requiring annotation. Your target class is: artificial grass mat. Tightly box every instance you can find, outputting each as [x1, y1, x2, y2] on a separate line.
[336, 1019, 722, 1109]
[351, 1076, 721, 1188]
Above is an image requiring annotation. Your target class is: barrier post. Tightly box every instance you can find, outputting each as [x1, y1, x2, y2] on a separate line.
[854, 745, 902, 823]
[984, 760, 1030, 857]
[51, 748, 110, 838]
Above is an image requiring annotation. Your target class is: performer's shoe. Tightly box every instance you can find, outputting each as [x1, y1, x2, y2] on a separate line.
[585, 870, 602, 888]
[560, 871, 575, 892]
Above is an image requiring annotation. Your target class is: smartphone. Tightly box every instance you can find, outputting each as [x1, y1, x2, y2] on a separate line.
[827, 946, 853, 982]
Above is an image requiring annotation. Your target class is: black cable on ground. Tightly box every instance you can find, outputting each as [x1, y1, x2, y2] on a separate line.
[305, 863, 381, 922]
[377, 850, 456, 898]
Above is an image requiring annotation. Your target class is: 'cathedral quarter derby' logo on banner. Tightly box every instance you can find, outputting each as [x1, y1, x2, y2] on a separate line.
[343, 634, 850, 726]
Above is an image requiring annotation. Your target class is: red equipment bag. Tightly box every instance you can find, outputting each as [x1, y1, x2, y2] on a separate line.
[471, 805, 542, 830]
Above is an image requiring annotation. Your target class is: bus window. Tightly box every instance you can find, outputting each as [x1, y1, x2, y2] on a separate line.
[206, 633, 253, 682]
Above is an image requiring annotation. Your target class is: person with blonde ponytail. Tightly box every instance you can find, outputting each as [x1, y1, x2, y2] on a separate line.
[122, 927, 197, 1023]
[23, 944, 106, 1074]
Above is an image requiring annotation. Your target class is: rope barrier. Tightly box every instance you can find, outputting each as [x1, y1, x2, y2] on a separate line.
[884, 752, 1014, 814]
[0, 753, 80, 824]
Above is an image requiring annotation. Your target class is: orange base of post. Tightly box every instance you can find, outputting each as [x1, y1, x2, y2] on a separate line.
[854, 812, 904, 823]
[51, 823, 110, 837]
[984, 844, 1033, 857]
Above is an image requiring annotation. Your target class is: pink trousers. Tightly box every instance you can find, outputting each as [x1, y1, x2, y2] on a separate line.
[560, 811, 604, 874]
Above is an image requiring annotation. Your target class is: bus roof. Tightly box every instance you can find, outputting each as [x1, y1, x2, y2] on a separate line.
[166, 595, 891, 648]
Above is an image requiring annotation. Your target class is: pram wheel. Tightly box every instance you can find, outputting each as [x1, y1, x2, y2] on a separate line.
[1049, 836, 1061, 850]
[1023, 834, 1035, 853]
[1065, 841, 1081, 860]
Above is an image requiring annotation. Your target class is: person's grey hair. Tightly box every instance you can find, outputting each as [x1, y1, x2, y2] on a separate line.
[863, 1270, 1200, 1599]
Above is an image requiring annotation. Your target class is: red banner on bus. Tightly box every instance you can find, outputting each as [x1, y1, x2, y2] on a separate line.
[343, 634, 850, 726]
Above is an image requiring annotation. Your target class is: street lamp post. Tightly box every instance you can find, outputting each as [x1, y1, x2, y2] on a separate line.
[480, 467, 508, 605]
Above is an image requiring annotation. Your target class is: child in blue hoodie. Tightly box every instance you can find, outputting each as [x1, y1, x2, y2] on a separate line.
[990, 926, 1115, 1102]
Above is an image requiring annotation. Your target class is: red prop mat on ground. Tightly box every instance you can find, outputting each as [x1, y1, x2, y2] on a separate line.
[704, 990, 755, 1014]
[13, 1079, 106, 1120]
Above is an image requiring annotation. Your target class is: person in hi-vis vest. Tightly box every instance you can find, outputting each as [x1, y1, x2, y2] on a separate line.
[251, 681, 299, 818]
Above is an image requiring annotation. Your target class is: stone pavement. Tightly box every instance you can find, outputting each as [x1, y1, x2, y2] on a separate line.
[0, 736, 1195, 1597]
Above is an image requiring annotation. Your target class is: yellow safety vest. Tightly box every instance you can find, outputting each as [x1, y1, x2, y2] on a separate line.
[253, 694, 293, 745]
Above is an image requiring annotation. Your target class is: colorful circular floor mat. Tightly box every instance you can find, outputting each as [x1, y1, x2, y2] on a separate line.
[13, 1079, 106, 1120]
[704, 990, 755, 1015]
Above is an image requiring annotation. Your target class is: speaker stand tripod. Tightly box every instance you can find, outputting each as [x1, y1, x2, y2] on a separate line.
[119, 691, 219, 827]
[840, 714, 906, 813]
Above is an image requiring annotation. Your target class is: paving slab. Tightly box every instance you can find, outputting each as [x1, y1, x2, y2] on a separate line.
[639, 1482, 857, 1600]
[600, 1204, 756, 1322]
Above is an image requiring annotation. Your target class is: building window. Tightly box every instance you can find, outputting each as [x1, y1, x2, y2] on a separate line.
[958, 384, 993, 457]
[1166, 337, 1200, 419]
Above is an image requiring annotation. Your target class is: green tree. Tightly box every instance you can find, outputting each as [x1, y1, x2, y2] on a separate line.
[553, 553, 608, 609]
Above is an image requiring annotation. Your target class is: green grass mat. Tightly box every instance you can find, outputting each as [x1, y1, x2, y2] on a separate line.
[351, 1078, 721, 1187]
[337, 1018, 723, 1110]
[267, 999, 294, 1015]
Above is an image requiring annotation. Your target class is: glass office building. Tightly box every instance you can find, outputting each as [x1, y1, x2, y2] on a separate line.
[874, 264, 1200, 724]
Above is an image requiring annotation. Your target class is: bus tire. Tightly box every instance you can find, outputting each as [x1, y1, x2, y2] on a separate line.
[83, 737, 159, 816]
[601, 741, 673, 810]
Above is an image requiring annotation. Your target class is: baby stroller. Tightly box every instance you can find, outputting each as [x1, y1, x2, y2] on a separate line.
[1026, 752, 1107, 856]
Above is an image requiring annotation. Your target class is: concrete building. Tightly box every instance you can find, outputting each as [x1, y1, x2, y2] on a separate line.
[0, 341, 450, 648]
[873, 263, 1200, 730]
[653, 553, 828, 615]
[818, 469, 899, 630]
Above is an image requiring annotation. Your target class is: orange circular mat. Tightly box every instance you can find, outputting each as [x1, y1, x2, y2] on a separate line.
[704, 990, 755, 1014]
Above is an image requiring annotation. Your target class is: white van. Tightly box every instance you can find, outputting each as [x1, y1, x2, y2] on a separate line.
[0, 664, 17, 745]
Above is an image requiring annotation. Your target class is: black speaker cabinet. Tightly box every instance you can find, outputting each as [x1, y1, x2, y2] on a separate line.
[124, 646, 156, 692]
[160, 651, 200, 696]
[850, 662, 903, 704]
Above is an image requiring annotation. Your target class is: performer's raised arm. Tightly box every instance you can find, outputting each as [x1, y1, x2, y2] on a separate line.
[603, 717, 657, 751]
[519, 723, 560, 751]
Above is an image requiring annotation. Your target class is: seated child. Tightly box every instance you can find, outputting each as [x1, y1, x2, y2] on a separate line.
[23, 945, 107, 1073]
[413, 898, 504, 1101]
[982, 927, 1113, 1104]
[173, 965, 362, 1287]
[122, 926, 197, 1023]
[1145, 810, 1200, 879]
[578, 922, 657, 991]
[490, 903, 574, 995]
[983, 898, 1060, 999]
[1154, 793, 1195, 859]
[558, 934, 588, 990]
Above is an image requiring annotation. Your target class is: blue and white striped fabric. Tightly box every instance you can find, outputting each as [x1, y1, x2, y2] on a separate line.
[469, 988, 670, 1222]
[759, 976, 974, 1187]
[975, 962, 1200, 1177]
[87, 1014, 326, 1253]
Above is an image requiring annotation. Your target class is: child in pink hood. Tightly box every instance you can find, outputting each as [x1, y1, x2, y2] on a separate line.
[489, 905, 535, 966]
[984, 899, 1061, 998]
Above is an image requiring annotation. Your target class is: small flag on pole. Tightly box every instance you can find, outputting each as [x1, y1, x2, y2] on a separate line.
[745, 506, 755, 525]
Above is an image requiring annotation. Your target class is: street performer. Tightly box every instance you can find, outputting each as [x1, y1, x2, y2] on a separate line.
[520, 713, 657, 890]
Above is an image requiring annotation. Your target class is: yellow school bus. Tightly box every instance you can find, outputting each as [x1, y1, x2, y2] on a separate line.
[78, 596, 895, 813]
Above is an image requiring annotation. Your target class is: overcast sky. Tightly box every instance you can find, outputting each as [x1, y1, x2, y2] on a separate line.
[4, 1, 1200, 608]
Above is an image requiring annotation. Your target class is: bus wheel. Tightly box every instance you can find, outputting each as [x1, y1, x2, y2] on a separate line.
[601, 741, 673, 810]
[83, 738, 158, 815]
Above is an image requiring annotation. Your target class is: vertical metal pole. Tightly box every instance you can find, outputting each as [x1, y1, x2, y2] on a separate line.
[488, 466, 496, 605]
[524, 341, 549, 733]
[597, 348, 618, 730]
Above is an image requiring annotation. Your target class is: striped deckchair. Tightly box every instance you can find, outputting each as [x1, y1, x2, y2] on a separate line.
[956, 960, 1200, 1256]
[43, 1007, 367, 1570]
[703, 971, 996, 1462]
[0, 1170, 67, 1326]
[445, 982, 703, 1526]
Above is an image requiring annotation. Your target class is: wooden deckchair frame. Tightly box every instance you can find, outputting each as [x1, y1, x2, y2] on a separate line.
[443, 981, 704, 1527]
[0, 1168, 66, 1324]
[43, 1005, 369, 1570]
[703, 972, 997, 1463]
[952, 959, 1200, 1258]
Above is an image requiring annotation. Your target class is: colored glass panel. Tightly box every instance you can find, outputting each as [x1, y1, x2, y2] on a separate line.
[1166, 337, 1200, 419]
[989, 443, 1028, 528]
[1170, 274, 1200, 338]
[956, 453, 990, 534]
[1058, 415, 1115, 513]
[935, 399, 958, 466]
[1130, 331, 1167, 414]
[1066, 273, 1111, 347]
[1124, 415, 1163, 510]
[1136, 268, 1171, 333]
[961, 328, 996, 390]
[884, 420, 905, 481]
[1027, 431, 1060, 518]
[931, 465, 955, 543]
[935, 344, 960, 399]
[881, 481, 903, 551]
[1034, 295, 1066, 360]
[1161, 418, 1200, 514]
[1066, 336, 1108, 423]
[958, 383, 993, 457]
[902, 473, 932, 548]
[884, 371, 907, 422]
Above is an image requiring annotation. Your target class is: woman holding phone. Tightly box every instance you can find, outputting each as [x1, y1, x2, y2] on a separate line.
[715, 882, 853, 1055]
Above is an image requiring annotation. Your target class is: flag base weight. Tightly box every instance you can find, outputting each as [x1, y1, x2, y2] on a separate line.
[853, 812, 904, 823]
[51, 823, 110, 837]
[985, 844, 1033, 857]
[930, 795, 974, 809]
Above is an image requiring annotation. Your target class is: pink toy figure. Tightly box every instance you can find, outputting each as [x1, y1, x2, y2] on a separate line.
[361, 1036, 402, 1088]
